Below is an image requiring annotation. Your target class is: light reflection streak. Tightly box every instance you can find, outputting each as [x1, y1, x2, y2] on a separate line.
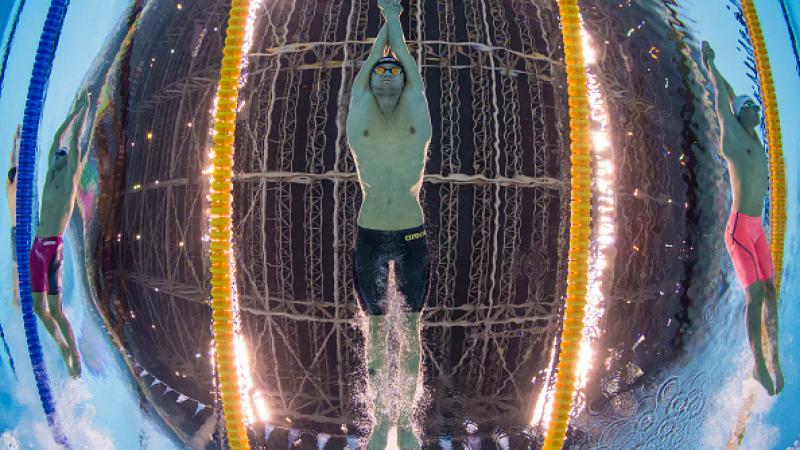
[574, 18, 616, 417]
[238, 0, 265, 90]
[532, 20, 616, 433]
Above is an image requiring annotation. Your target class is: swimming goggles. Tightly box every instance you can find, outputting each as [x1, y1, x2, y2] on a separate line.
[373, 64, 403, 75]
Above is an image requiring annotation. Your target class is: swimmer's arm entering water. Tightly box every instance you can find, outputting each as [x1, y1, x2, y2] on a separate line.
[702, 41, 744, 159]
[352, 24, 390, 99]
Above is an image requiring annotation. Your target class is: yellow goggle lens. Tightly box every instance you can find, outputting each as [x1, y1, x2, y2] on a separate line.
[374, 65, 402, 75]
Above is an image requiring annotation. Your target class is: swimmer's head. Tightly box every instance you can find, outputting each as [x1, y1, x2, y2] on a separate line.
[7, 167, 15, 184]
[733, 95, 761, 128]
[370, 56, 405, 98]
[51, 147, 68, 170]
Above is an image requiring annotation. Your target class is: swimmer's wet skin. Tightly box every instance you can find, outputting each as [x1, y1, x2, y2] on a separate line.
[703, 41, 783, 396]
[5, 127, 20, 308]
[29, 93, 93, 379]
[346, 0, 432, 447]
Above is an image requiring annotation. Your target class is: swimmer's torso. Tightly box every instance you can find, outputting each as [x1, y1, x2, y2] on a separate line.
[347, 91, 431, 230]
[38, 167, 79, 237]
[722, 126, 769, 217]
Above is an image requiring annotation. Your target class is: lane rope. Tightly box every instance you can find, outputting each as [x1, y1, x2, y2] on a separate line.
[208, 1, 251, 448]
[740, 0, 786, 295]
[542, 1, 592, 449]
[725, 2, 787, 448]
[15, 0, 72, 448]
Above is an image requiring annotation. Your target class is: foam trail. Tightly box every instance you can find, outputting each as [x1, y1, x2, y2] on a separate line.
[346, 435, 361, 449]
[287, 428, 300, 447]
[264, 425, 274, 442]
[496, 434, 510, 450]
[0, 432, 20, 450]
[316, 433, 330, 450]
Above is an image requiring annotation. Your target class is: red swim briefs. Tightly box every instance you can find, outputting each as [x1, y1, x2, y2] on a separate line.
[29, 236, 64, 294]
[724, 212, 773, 288]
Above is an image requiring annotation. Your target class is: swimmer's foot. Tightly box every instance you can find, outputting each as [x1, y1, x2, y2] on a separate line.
[69, 348, 82, 378]
[753, 365, 774, 395]
[59, 343, 81, 378]
[397, 425, 420, 450]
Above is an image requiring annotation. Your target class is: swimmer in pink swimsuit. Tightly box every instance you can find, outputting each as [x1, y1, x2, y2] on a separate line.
[704, 42, 782, 395]
[30, 93, 92, 378]
[724, 212, 773, 287]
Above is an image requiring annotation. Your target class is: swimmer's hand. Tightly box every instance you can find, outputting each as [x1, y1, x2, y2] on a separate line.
[701, 41, 715, 67]
[378, 0, 403, 17]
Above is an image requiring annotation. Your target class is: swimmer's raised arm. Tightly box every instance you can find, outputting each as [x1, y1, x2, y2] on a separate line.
[10, 126, 19, 167]
[380, 0, 424, 91]
[702, 42, 736, 128]
[352, 23, 390, 99]
[66, 93, 91, 172]
[67, 120, 81, 172]
[46, 93, 89, 162]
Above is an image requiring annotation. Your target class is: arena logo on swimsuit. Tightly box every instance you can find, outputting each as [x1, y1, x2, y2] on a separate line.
[404, 230, 426, 241]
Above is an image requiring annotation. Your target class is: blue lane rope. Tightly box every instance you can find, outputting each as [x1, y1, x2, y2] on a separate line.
[0, 321, 16, 377]
[0, 0, 26, 100]
[15, 0, 72, 448]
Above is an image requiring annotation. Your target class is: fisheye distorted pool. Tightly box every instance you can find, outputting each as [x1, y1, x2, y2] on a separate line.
[0, 0, 799, 449]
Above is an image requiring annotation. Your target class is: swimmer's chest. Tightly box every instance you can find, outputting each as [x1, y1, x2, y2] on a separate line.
[347, 105, 430, 165]
[42, 170, 75, 201]
[725, 130, 768, 178]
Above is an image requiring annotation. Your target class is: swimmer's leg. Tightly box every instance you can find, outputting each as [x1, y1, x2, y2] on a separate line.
[47, 294, 80, 378]
[32, 291, 68, 357]
[745, 281, 773, 394]
[367, 314, 390, 450]
[46, 251, 80, 377]
[763, 279, 782, 394]
[394, 236, 426, 449]
[397, 311, 421, 449]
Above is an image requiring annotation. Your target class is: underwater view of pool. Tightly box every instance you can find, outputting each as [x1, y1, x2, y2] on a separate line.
[0, 0, 798, 449]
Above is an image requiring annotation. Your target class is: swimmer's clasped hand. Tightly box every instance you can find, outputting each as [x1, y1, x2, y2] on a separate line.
[378, 0, 403, 17]
[701, 41, 715, 67]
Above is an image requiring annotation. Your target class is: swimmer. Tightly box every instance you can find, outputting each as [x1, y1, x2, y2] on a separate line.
[5, 125, 20, 309]
[30, 92, 92, 378]
[703, 41, 783, 395]
[346, 0, 432, 447]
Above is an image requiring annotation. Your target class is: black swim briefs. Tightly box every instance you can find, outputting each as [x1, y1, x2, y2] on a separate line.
[353, 224, 429, 316]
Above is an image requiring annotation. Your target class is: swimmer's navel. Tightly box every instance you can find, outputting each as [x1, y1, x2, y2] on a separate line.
[410, 126, 415, 134]
[363, 129, 369, 137]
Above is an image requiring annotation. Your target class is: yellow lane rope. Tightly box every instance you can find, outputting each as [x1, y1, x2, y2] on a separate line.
[208, 1, 251, 448]
[543, 1, 592, 449]
[725, 2, 786, 449]
[741, 0, 786, 295]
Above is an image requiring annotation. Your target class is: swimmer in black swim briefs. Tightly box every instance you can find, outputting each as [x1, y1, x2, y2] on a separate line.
[346, 0, 432, 446]
[354, 225, 429, 316]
